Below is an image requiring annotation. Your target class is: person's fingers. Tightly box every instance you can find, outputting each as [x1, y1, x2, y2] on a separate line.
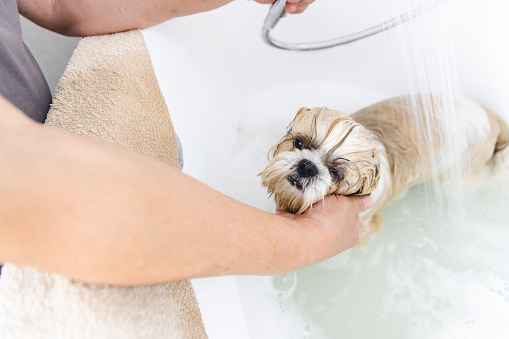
[286, 0, 316, 14]
[310, 194, 371, 213]
[252, 0, 317, 15]
[354, 195, 373, 212]
[287, 4, 306, 14]
[275, 208, 292, 217]
[276, 194, 372, 216]
[322, 194, 371, 213]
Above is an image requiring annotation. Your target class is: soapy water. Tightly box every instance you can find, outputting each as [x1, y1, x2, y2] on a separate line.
[228, 99, 509, 338]
[223, 69, 509, 337]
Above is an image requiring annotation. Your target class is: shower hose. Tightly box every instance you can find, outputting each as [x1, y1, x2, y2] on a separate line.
[262, 0, 449, 51]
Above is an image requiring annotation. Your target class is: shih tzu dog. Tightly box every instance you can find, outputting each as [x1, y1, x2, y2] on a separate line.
[260, 94, 508, 239]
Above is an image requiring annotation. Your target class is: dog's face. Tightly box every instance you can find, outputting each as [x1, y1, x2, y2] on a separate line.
[260, 107, 381, 213]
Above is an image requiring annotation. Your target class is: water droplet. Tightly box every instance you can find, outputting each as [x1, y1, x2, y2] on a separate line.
[271, 272, 297, 295]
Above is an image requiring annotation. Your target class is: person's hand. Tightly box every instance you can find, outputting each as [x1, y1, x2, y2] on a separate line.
[254, 0, 316, 14]
[276, 195, 372, 268]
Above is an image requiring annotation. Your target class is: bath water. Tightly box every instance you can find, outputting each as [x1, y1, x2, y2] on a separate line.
[225, 0, 509, 337]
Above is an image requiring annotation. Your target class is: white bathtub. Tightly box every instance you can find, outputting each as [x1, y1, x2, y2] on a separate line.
[19, 0, 509, 337]
[142, 0, 509, 338]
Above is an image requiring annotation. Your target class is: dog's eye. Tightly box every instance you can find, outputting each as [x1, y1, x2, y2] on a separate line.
[293, 138, 304, 150]
[330, 168, 343, 181]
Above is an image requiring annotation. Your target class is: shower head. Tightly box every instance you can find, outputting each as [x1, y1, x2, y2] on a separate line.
[262, 0, 287, 32]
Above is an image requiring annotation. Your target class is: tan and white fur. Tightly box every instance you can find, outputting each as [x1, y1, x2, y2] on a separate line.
[260, 94, 509, 240]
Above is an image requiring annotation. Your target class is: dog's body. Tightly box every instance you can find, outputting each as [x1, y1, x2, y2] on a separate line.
[261, 94, 509, 239]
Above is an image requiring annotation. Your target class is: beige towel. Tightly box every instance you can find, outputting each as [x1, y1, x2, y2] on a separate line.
[0, 30, 207, 339]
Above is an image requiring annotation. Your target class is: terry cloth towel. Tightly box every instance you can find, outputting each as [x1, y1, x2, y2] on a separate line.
[0, 30, 207, 339]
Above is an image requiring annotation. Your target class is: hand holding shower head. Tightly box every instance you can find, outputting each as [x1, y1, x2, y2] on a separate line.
[262, 0, 287, 31]
[261, 0, 449, 51]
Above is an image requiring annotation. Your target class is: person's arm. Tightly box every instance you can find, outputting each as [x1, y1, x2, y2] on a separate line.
[17, 0, 316, 37]
[0, 97, 370, 285]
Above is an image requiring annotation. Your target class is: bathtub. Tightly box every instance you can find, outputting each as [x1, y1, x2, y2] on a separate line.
[21, 0, 509, 337]
[142, 0, 509, 337]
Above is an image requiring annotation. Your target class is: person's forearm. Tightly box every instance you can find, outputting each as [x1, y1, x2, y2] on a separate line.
[0, 106, 284, 283]
[0, 98, 366, 285]
[17, 0, 233, 36]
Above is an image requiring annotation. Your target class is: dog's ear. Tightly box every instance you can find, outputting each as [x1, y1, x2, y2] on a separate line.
[334, 148, 381, 196]
[355, 155, 380, 195]
[351, 148, 381, 195]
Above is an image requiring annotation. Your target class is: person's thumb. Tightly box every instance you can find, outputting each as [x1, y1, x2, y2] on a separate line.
[350, 195, 373, 213]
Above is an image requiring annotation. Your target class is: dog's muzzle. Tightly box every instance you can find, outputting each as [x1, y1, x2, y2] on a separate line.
[287, 159, 319, 191]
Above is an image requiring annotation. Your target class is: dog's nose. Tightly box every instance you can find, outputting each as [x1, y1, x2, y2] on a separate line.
[296, 159, 318, 178]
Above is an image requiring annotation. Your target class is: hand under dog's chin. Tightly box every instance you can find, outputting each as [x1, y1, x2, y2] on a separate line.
[260, 107, 381, 214]
[269, 175, 364, 214]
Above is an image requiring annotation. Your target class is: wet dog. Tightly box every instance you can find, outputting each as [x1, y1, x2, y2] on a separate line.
[260, 94, 509, 239]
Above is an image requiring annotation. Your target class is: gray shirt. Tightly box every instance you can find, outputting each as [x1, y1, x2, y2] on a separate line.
[0, 0, 51, 122]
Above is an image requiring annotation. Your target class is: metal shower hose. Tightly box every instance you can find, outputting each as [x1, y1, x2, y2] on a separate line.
[262, 0, 449, 51]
